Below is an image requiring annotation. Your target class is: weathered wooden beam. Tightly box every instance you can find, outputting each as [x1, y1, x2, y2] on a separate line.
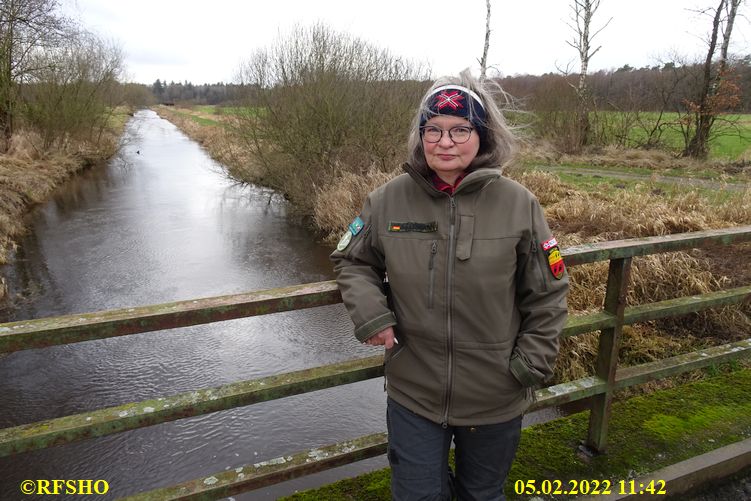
[0, 355, 383, 457]
[560, 287, 751, 338]
[3, 283, 745, 356]
[530, 376, 606, 411]
[587, 257, 632, 453]
[0, 281, 342, 354]
[623, 286, 751, 324]
[119, 432, 389, 501]
[531, 340, 751, 411]
[562, 311, 616, 337]
[544, 284, 750, 339]
[563, 226, 751, 266]
[615, 339, 751, 389]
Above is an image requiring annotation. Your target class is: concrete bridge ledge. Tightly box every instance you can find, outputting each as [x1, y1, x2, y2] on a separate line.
[578, 437, 751, 500]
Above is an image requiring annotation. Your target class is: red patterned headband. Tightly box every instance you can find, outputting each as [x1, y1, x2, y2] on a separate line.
[420, 84, 487, 134]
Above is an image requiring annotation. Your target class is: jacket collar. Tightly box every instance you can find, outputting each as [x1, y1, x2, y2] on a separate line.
[402, 162, 501, 198]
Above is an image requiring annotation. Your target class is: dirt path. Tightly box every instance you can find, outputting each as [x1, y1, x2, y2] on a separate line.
[535, 165, 748, 192]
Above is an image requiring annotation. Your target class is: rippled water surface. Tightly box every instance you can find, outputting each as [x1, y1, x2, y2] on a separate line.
[0, 110, 386, 499]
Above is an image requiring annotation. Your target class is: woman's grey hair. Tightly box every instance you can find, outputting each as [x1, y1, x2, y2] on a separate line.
[407, 69, 518, 175]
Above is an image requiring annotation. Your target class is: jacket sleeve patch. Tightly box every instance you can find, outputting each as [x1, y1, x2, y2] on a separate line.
[337, 215, 365, 252]
[542, 236, 565, 280]
[349, 216, 365, 236]
[541, 236, 558, 251]
[336, 231, 353, 251]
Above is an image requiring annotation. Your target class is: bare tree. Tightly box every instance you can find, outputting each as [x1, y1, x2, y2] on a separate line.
[23, 31, 124, 150]
[0, 0, 69, 151]
[565, 0, 611, 151]
[683, 0, 744, 158]
[478, 0, 491, 80]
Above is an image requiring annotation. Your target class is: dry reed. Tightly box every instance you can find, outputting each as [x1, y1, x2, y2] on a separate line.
[314, 168, 399, 242]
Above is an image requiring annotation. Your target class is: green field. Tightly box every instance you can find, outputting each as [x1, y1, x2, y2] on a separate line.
[192, 105, 258, 117]
[553, 171, 742, 205]
[601, 111, 751, 160]
[166, 108, 221, 126]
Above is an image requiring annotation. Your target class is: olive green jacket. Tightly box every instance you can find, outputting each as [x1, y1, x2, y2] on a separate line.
[331, 163, 569, 425]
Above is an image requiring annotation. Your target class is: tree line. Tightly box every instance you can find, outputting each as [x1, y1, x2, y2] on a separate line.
[150, 58, 751, 114]
[3, 0, 745, 163]
[500, 56, 751, 154]
[150, 80, 240, 105]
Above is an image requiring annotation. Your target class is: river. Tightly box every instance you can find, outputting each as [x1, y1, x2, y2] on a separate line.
[0, 110, 388, 500]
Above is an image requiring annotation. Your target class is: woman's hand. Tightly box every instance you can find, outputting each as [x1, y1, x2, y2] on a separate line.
[364, 326, 396, 349]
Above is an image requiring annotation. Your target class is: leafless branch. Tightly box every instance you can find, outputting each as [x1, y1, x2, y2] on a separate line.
[478, 0, 491, 80]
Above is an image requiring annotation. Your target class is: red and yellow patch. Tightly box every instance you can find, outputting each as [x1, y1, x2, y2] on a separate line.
[542, 236, 565, 280]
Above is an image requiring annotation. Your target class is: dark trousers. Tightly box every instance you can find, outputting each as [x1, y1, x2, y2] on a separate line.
[386, 398, 522, 501]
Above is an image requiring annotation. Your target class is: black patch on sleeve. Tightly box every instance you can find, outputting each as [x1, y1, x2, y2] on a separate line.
[388, 221, 438, 233]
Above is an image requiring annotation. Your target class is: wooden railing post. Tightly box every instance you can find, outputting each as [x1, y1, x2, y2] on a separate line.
[586, 257, 632, 453]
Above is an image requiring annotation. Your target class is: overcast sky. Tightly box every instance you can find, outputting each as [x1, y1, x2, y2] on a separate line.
[62, 0, 750, 85]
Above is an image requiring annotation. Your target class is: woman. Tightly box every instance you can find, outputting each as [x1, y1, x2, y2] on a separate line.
[331, 70, 569, 500]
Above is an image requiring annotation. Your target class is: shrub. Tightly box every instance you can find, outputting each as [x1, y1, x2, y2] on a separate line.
[231, 23, 430, 215]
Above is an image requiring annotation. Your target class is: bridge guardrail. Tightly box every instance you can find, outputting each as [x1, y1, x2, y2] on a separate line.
[1, 226, 750, 500]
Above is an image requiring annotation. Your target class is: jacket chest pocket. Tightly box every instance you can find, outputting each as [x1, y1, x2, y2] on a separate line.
[456, 215, 474, 261]
[382, 235, 443, 314]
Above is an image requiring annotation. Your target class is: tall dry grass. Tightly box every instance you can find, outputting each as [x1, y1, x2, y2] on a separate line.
[545, 186, 751, 240]
[501, 166, 751, 385]
[314, 168, 399, 242]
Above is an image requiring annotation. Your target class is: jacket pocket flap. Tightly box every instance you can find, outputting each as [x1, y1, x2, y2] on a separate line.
[456, 215, 474, 261]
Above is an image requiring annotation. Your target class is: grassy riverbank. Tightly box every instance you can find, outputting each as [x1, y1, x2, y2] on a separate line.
[0, 110, 130, 300]
[281, 366, 751, 500]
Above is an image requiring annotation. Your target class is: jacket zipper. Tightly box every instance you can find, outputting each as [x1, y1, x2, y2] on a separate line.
[428, 240, 437, 309]
[442, 196, 457, 428]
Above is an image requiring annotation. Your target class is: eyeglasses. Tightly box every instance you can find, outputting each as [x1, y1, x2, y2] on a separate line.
[420, 125, 474, 144]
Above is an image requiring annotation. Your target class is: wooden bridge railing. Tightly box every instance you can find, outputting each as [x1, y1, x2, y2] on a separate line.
[1, 226, 751, 500]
